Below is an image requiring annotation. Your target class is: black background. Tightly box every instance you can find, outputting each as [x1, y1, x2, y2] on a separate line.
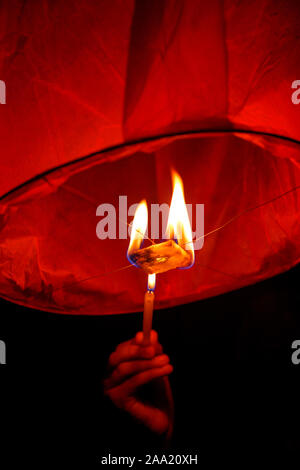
[1, 263, 299, 465]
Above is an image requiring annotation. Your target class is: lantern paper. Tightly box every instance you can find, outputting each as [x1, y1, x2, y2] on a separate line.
[0, 0, 300, 315]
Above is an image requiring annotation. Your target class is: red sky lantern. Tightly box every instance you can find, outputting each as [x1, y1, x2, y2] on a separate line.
[0, 0, 300, 316]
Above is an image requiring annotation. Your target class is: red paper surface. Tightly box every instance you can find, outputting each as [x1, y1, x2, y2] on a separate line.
[0, 1, 300, 314]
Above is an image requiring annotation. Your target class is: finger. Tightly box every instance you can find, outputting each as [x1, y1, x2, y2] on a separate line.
[150, 330, 158, 344]
[124, 398, 170, 435]
[108, 344, 155, 369]
[104, 355, 170, 389]
[120, 364, 173, 396]
[134, 331, 163, 355]
[134, 330, 158, 345]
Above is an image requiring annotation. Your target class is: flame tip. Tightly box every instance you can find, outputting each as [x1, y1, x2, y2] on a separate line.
[166, 170, 194, 262]
[127, 199, 148, 256]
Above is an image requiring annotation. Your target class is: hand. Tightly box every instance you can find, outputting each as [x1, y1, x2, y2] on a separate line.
[103, 330, 174, 437]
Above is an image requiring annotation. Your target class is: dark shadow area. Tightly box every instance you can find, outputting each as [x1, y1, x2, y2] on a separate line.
[1, 264, 299, 465]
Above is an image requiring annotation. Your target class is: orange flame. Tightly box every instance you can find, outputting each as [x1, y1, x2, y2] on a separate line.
[147, 273, 156, 291]
[127, 171, 194, 268]
[127, 199, 148, 256]
[166, 171, 194, 264]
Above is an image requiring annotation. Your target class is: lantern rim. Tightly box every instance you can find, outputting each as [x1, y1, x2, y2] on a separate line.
[1, 128, 300, 205]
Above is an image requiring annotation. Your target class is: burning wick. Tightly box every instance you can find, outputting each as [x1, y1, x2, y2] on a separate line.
[127, 170, 194, 344]
[143, 273, 156, 345]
